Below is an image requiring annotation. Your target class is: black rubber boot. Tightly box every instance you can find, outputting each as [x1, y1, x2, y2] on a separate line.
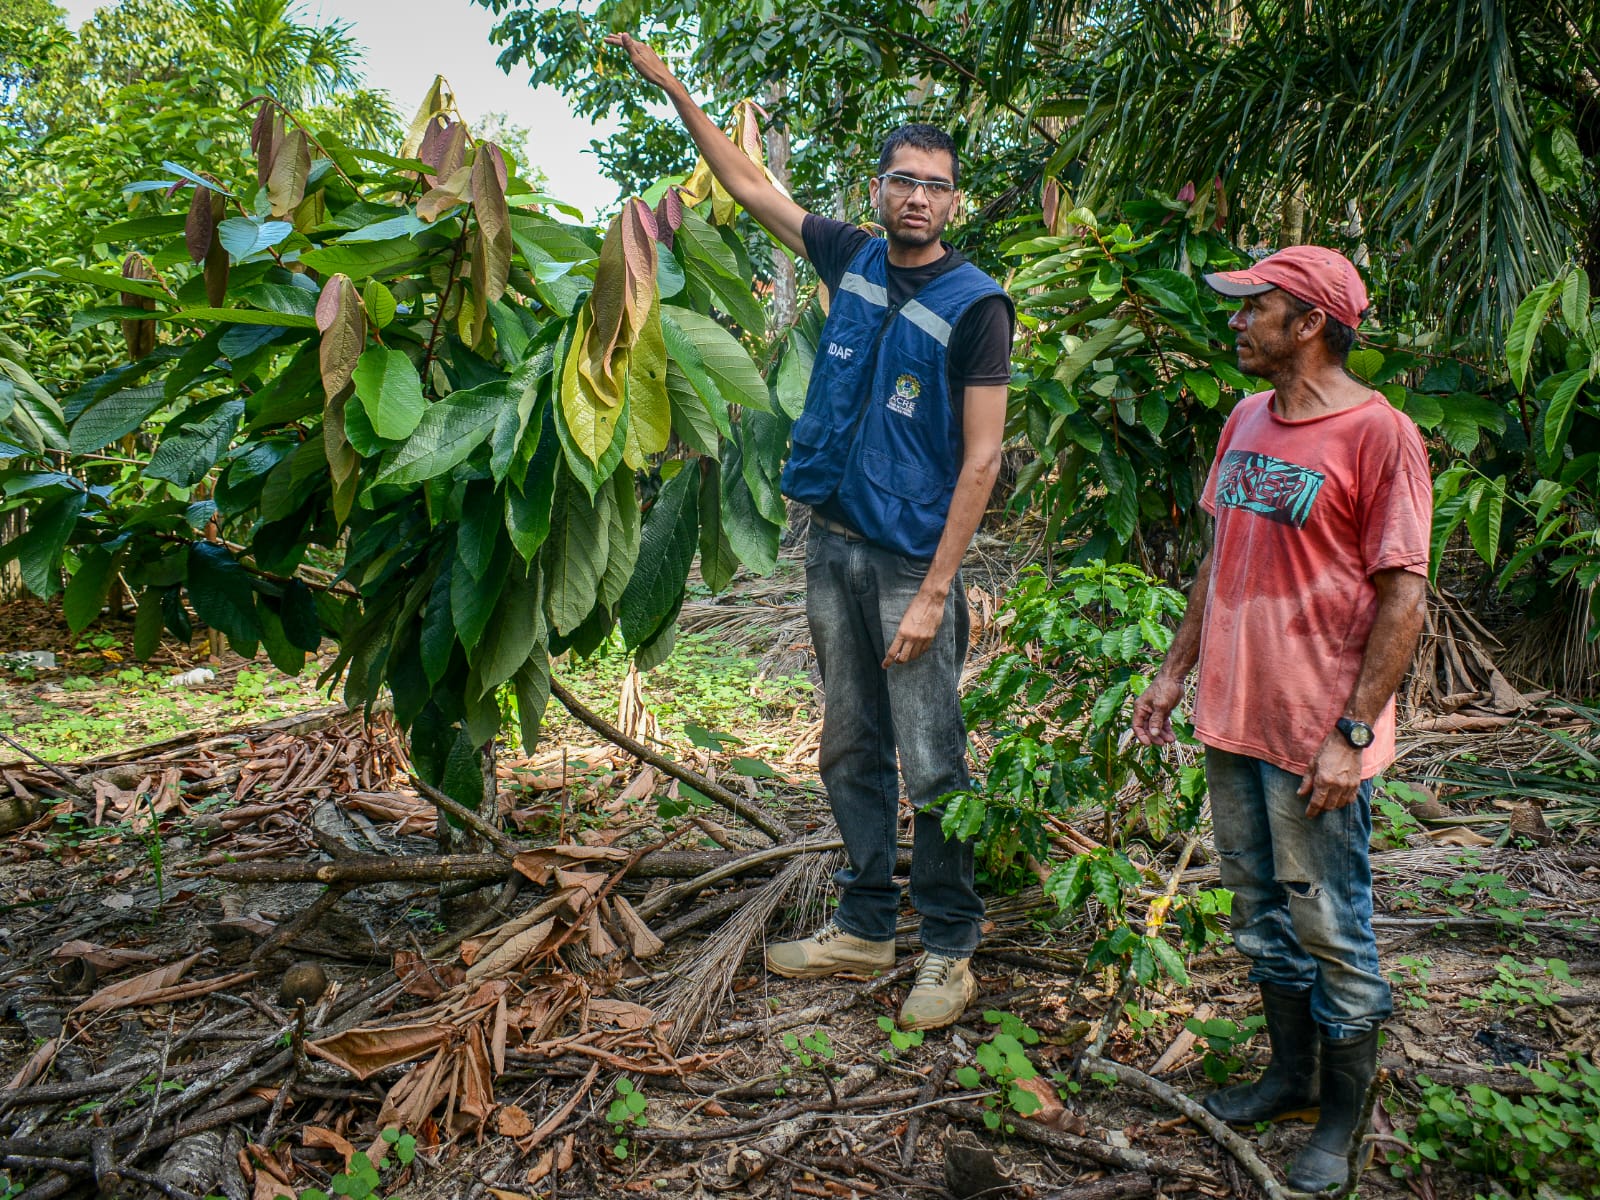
[1286, 1028, 1380, 1193]
[1201, 983, 1320, 1125]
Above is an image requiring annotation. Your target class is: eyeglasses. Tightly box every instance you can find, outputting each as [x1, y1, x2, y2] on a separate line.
[878, 172, 957, 201]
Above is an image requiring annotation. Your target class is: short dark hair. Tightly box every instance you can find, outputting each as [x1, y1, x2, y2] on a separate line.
[877, 124, 959, 186]
[1283, 292, 1370, 360]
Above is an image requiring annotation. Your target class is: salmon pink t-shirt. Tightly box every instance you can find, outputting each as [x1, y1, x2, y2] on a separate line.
[1195, 390, 1432, 778]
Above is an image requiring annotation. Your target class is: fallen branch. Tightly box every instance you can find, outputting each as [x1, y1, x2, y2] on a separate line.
[0, 733, 87, 797]
[551, 678, 793, 842]
[199, 847, 770, 887]
[942, 1102, 1182, 1178]
[1037, 1174, 1159, 1200]
[1078, 1054, 1288, 1200]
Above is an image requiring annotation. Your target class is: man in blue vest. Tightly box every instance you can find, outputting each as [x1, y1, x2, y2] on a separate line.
[608, 33, 1014, 1030]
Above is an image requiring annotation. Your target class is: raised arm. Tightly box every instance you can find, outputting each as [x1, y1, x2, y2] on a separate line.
[605, 33, 809, 258]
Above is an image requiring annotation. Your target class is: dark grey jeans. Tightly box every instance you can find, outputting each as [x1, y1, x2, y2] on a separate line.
[805, 526, 985, 957]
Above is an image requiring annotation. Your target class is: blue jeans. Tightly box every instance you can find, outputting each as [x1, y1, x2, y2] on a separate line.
[1206, 747, 1391, 1038]
[805, 527, 985, 957]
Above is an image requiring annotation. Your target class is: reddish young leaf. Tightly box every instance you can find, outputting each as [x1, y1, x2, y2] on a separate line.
[316, 273, 365, 402]
[400, 75, 451, 161]
[619, 198, 659, 344]
[425, 121, 468, 189]
[267, 128, 311, 219]
[204, 191, 229, 307]
[252, 107, 283, 187]
[654, 187, 685, 249]
[470, 144, 512, 305]
[585, 213, 628, 387]
[1042, 178, 1062, 235]
[416, 114, 454, 176]
[734, 99, 766, 161]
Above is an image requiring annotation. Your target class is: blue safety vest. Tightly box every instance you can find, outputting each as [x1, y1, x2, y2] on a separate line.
[780, 238, 1008, 560]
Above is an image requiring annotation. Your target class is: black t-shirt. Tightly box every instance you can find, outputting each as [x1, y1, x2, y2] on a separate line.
[801, 214, 1014, 390]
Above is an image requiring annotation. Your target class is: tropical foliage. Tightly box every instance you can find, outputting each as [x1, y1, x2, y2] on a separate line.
[0, 77, 802, 814]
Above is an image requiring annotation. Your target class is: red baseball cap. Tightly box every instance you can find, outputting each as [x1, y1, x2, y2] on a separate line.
[1203, 245, 1370, 329]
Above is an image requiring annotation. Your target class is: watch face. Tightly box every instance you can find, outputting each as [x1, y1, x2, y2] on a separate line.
[1344, 720, 1374, 748]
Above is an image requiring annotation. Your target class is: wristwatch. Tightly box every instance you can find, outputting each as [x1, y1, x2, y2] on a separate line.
[1336, 717, 1375, 749]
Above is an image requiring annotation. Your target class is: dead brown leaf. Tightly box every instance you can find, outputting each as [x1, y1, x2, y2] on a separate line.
[1424, 826, 1495, 847]
[308, 1022, 451, 1080]
[301, 1125, 356, 1167]
[496, 1104, 533, 1139]
[72, 952, 200, 1015]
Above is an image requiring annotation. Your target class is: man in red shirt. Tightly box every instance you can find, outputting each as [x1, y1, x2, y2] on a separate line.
[1133, 246, 1430, 1191]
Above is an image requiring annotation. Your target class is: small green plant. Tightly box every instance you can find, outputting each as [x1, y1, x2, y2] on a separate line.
[1392, 858, 1538, 940]
[876, 1015, 924, 1061]
[1371, 778, 1428, 850]
[1122, 1002, 1167, 1039]
[1388, 954, 1435, 1011]
[289, 1130, 414, 1200]
[1460, 956, 1573, 1025]
[607, 1078, 649, 1159]
[954, 1011, 1044, 1132]
[777, 1029, 838, 1100]
[1184, 1014, 1266, 1085]
[1389, 1055, 1600, 1199]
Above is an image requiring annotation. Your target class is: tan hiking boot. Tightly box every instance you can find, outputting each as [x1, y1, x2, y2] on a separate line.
[765, 921, 895, 978]
[897, 952, 977, 1031]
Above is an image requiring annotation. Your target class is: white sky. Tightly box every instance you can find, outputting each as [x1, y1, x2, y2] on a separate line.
[58, 0, 625, 221]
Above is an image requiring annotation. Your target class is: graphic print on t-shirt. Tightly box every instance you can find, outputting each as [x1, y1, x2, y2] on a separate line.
[1215, 450, 1325, 528]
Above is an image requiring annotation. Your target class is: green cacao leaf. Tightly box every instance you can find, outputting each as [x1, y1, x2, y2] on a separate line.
[63, 546, 118, 634]
[619, 465, 698, 646]
[186, 541, 261, 646]
[377, 380, 507, 486]
[352, 347, 426, 441]
[543, 465, 607, 635]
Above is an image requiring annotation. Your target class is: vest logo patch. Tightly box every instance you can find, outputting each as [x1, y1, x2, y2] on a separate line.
[887, 373, 921, 419]
[826, 341, 854, 361]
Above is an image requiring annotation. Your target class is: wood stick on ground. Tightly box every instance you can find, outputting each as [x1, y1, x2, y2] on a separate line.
[941, 1101, 1181, 1178]
[0, 732, 87, 796]
[1037, 1174, 1159, 1200]
[410, 776, 522, 858]
[201, 848, 760, 887]
[1079, 1054, 1289, 1200]
[250, 885, 354, 963]
[524, 1061, 599, 1151]
[550, 678, 794, 843]
[901, 1051, 950, 1169]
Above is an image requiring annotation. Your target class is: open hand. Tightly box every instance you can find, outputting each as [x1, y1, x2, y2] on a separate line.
[603, 33, 679, 91]
[1298, 732, 1364, 817]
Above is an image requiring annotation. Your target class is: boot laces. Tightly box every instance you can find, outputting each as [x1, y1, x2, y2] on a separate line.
[811, 922, 849, 946]
[914, 952, 958, 990]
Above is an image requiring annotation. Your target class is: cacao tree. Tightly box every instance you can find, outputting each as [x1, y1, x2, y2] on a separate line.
[0, 77, 809, 825]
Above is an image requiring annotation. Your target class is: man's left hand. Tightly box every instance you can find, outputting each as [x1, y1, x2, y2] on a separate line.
[1298, 732, 1365, 817]
[884, 590, 945, 668]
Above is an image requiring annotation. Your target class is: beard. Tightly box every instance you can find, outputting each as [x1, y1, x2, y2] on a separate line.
[880, 204, 944, 249]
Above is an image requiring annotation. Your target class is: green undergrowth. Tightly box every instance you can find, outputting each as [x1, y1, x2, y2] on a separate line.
[0, 643, 325, 761]
[1, 622, 809, 768]
[549, 629, 814, 756]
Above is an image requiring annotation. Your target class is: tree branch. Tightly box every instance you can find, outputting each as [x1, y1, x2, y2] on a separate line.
[549, 678, 794, 843]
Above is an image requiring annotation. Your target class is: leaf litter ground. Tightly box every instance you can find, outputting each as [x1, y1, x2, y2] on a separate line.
[3, 540, 1600, 1200]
